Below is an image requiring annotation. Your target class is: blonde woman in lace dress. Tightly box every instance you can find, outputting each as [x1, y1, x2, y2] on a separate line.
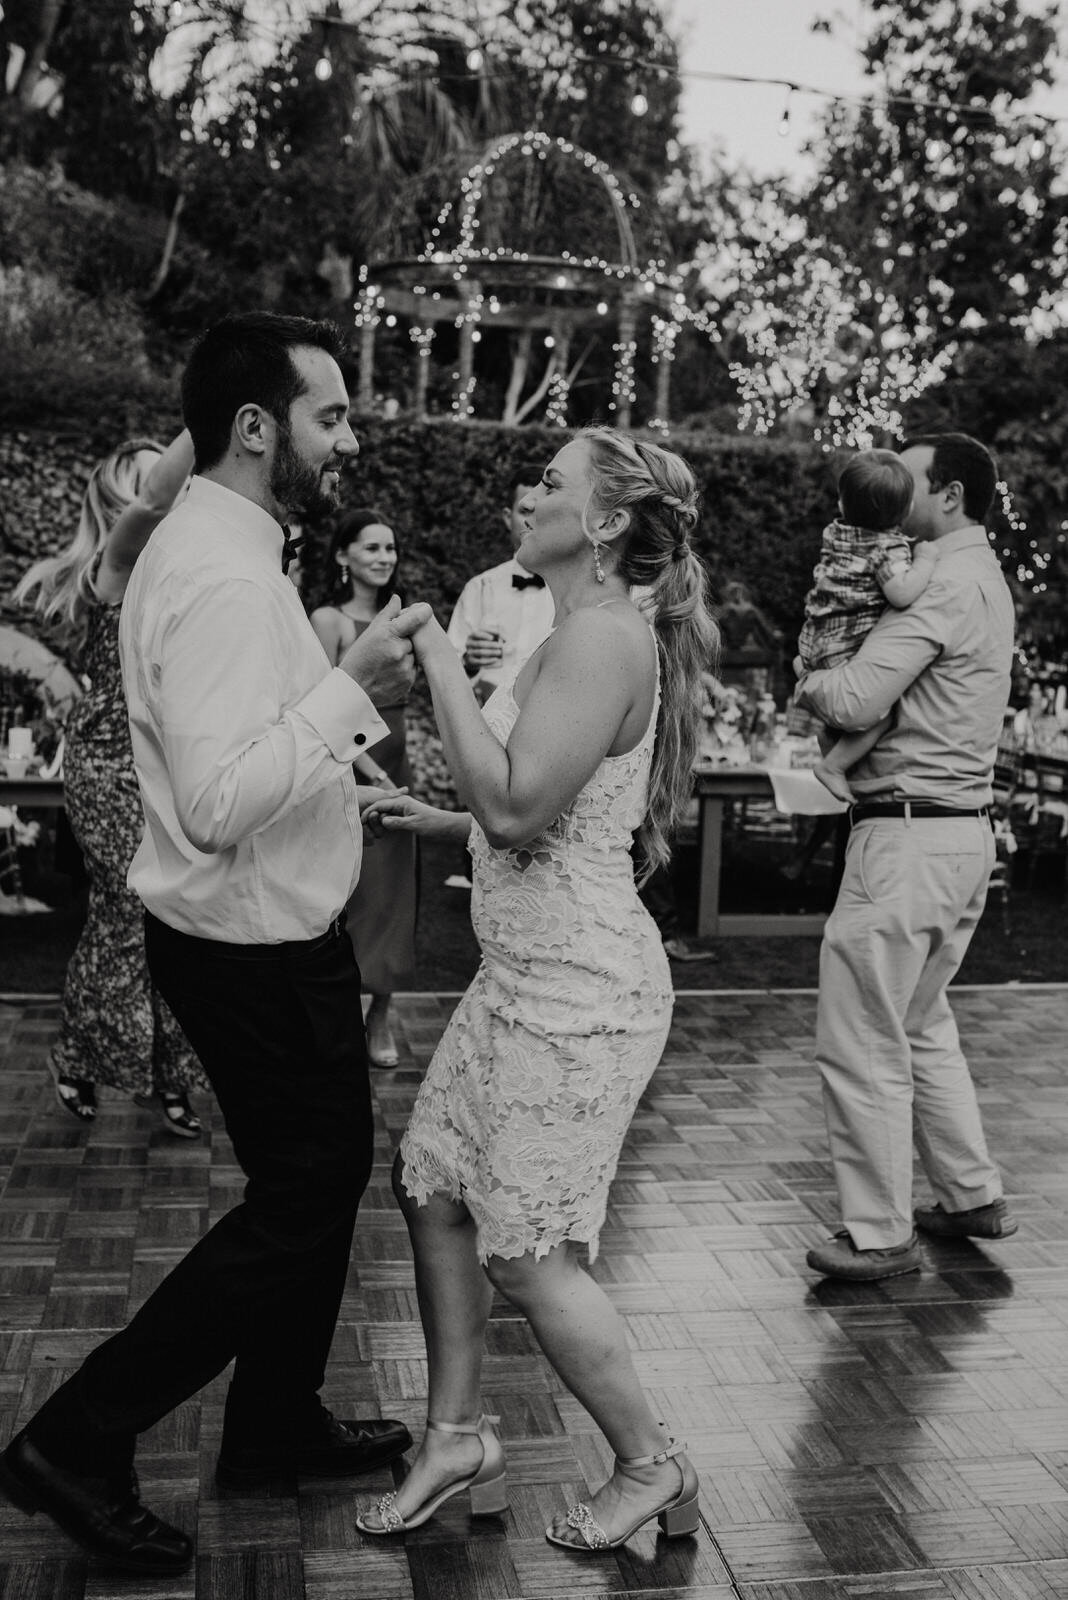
[357, 428, 718, 1553]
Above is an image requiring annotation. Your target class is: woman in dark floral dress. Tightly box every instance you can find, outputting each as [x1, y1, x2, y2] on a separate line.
[14, 434, 208, 1134]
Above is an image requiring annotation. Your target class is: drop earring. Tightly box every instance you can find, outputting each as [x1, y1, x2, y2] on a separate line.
[592, 540, 606, 583]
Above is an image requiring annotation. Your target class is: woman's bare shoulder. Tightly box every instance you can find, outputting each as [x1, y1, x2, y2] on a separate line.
[550, 602, 651, 669]
[309, 603, 342, 629]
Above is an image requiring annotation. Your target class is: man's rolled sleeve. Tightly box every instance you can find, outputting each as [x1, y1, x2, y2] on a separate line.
[799, 593, 946, 730]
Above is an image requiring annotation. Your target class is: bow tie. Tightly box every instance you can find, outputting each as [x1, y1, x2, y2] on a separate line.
[281, 525, 305, 575]
[512, 571, 545, 590]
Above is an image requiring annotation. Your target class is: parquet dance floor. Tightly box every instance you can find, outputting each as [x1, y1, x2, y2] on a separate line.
[2, 986, 1067, 1600]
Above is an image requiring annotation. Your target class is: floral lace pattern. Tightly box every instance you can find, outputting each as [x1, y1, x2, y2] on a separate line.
[400, 645, 672, 1262]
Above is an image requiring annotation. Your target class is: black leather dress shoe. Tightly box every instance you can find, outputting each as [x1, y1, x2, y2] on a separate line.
[0, 1433, 193, 1573]
[217, 1410, 412, 1486]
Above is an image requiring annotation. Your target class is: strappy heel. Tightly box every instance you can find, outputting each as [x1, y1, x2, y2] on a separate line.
[54, 1075, 96, 1122]
[545, 1436, 699, 1551]
[355, 1413, 507, 1535]
[133, 1091, 201, 1139]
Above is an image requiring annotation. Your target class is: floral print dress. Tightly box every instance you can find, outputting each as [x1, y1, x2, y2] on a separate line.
[400, 642, 672, 1263]
[50, 588, 205, 1095]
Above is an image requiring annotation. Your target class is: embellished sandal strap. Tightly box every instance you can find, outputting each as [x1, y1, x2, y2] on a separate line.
[373, 1491, 405, 1533]
[426, 1412, 499, 1436]
[566, 1501, 608, 1549]
[617, 1435, 685, 1469]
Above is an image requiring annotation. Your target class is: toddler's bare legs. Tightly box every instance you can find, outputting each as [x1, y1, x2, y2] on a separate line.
[814, 715, 893, 802]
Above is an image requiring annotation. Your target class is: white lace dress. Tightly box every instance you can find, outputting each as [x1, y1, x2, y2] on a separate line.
[400, 651, 673, 1263]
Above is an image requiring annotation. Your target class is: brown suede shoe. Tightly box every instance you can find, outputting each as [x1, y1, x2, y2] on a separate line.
[805, 1229, 921, 1282]
[914, 1198, 1018, 1239]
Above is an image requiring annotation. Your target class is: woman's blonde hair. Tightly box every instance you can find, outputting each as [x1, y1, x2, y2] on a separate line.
[580, 426, 719, 881]
[13, 437, 163, 636]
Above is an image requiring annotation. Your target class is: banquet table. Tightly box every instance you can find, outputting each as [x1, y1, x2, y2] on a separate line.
[7, 771, 838, 940]
[692, 764, 837, 938]
[0, 776, 65, 810]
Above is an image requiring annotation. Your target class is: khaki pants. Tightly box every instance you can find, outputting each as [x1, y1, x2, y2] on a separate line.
[816, 813, 1001, 1249]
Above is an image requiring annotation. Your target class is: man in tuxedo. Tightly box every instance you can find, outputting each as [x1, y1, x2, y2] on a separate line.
[0, 313, 429, 1573]
[446, 461, 556, 703]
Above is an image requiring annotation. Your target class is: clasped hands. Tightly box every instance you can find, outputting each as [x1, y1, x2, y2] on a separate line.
[339, 597, 458, 843]
[338, 594, 449, 704]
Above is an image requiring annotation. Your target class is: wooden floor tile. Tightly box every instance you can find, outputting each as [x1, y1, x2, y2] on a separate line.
[0, 988, 1066, 1597]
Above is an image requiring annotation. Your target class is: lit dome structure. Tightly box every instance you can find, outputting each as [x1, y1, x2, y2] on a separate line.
[354, 131, 718, 430]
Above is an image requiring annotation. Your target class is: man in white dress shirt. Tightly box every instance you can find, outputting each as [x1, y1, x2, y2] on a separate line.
[446, 461, 556, 702]
[0, 314, 427, 1573]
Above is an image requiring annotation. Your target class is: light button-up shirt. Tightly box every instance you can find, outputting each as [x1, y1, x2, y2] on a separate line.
[119, 477, 389, 943]
[798, 525, 1014, 808]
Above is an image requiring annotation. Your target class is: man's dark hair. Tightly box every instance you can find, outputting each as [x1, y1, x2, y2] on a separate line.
[900, 431, 998, 523]
[506, 462, 545, 503]
[181, 312, 347, 471]
[837, 449, 914, 532]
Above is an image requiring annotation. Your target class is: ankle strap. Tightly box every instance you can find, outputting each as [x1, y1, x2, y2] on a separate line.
[618, 1435, 685, 1468]
[426, 1413, 499, 1436]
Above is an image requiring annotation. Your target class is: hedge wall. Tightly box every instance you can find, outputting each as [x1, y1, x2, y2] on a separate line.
[1, 418, 838, 651]
[3, 414, 1056, 678]
[4, 417, 1058, 804]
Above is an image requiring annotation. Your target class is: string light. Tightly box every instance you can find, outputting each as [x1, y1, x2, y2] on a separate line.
[314, 54, 332, 82]
[545, 370, 570, 427]
[408, 323, 435, 358]
[609, 338, 638, 412]
[294, 14, 1068, 143]
[353, 269, 383, 330]
[451, 373, 477, 420]
[631, 91, 649, 117]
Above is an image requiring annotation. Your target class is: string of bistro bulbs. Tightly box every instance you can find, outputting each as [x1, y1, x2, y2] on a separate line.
[161, 3, 1065, 585]
[294, 9, 1068, 140]
[160, 2, 1067, 140]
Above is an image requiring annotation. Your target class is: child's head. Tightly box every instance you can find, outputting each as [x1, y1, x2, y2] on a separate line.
[837, 450, 914, 532]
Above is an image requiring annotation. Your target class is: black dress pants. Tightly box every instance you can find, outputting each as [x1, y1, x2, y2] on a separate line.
[29, 911, 373, 1473]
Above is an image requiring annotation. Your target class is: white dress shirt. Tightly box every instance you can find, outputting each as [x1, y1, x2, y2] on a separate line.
[446, 556, 556, 694]
[119, 477, 388, 943]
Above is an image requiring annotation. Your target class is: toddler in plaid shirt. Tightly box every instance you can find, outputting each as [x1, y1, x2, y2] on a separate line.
[798, 449, 938, 800]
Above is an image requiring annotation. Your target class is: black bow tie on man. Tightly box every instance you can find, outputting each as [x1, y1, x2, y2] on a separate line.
[281, 525, 305, 575]
[512, 571, 545, 590]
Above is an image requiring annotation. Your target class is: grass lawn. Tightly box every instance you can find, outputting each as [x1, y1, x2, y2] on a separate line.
[1, 821, 1065, 995]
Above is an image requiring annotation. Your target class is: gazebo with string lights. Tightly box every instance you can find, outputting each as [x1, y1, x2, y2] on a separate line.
[353, 130, 718, 431]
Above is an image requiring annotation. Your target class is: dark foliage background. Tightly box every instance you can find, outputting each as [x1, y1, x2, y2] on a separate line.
[2, 416, 1045, 672]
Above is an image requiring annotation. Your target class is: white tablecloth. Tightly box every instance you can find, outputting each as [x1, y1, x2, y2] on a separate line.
[766, 767, 849, 816]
